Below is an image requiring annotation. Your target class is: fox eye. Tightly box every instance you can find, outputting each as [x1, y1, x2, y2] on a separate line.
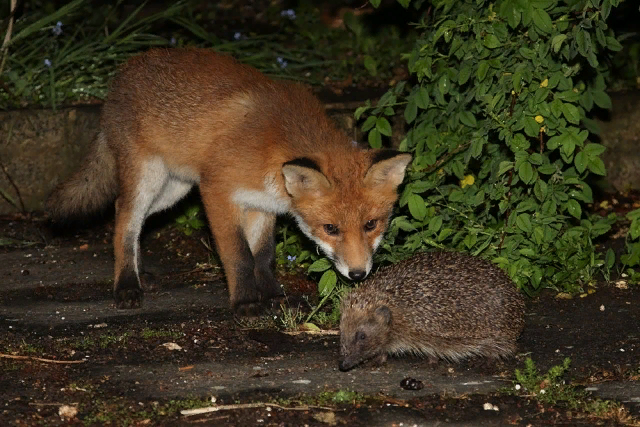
[364, 219, 378, 231]
[356, 331, 366, 341]
[324, 224, 339, 236]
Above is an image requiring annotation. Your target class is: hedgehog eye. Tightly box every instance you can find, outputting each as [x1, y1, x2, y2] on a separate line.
[356, 331, 366, 341]
[364, 219, 378, 232]
[324, 224, 339, 236]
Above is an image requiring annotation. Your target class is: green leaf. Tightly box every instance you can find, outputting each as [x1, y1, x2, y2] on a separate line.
[523, 116, 540, 137]
[408, 194, 427, 221]
[354, 105, 369, 120]
[538, 164, 557, 175]
[519, 47, 536, 60]
[584, 143, 606, 157]
[428, 216, 443, 234]
[484, 34, 501, 49]
[308, 258, 332, 273]
[458, 66, 471, 85]
[574, 151, 587, 173]
[459, 111, 477, 127]
[438, 228, 454, 242]
[438, 73, 450, 95]
[631, 218, 640, 240]
[587, 157, 606, 175]
[534, 180, 548, 201]
[606, 247, 615, 269]
[477, 61, 490, 82]
[499, 161, 514, 176]
[449, 190, 464, 202]
[552, 34, 567, 53]
[518, 162, 534, 184]
[416, 87, 430, 109]
[606, 36, 622, 52]
[561, 103, 581, 124]
[592, 90, 612, 109]
[404, 97, 418, 124]
[363, 55, 377, 76]
[368, 128, 382, 148]
[565, 199, 582, 219]
[601, 0, 612, 20]
[531, 8, 552, 33]
[376, 117, 393, 136]
[464, 233, 477, 249]
[362, 116, 376, 132]
[575, 31, 591, 57]
[318, 270, 337, 296]
[516, 213, 533, 233]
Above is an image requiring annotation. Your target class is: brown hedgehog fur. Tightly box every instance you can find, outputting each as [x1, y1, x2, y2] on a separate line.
[339, 251, 525, 371]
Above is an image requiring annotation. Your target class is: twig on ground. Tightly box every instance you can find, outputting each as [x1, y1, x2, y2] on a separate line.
[181, 402, 334, 416]
[29, 402, 79, 407]
[0, 353, 86, 364]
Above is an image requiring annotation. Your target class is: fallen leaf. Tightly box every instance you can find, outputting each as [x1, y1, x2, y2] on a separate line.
[161, 342, 182, 351]
[58, 405, 78, 419]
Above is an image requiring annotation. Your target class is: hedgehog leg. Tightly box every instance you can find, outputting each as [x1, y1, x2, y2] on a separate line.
[371, 353, 388, 367]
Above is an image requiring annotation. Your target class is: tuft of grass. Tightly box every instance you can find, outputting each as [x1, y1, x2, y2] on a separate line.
[140, 327, 182, 340]
[512, 358, 629, 420]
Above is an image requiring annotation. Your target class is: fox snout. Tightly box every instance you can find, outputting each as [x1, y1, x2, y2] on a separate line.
[328, 243, 373, 282]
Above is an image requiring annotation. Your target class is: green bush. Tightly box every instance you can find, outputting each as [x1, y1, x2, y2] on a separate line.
[349, 0, 626, 296]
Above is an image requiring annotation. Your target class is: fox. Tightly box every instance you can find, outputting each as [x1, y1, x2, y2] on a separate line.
[47, 48, 412, 315]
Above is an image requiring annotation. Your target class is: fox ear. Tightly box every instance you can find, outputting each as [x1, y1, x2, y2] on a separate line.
[282, 158, 331, 199]
[364, 151, 412, 189]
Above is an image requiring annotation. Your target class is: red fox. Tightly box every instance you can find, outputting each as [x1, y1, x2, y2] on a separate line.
[47, 48, 411, 315]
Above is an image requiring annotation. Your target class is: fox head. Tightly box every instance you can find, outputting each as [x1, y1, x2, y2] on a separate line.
[282, 150, 411, 280]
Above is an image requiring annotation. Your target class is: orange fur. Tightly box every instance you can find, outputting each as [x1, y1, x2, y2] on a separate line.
[47, 48, 411, 314]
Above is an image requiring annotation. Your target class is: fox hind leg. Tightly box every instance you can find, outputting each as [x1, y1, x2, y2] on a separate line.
[114, 159, 193, 309]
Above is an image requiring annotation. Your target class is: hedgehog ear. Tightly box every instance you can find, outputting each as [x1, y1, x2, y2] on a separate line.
[374, 306, 391, 325]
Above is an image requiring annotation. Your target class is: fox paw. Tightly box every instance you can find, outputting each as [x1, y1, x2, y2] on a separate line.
[233, 301, 264, 317]
[114, 269, 144, 309]
[114, 288, 143, 309]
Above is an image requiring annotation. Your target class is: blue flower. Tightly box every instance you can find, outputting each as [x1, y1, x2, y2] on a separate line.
[170, 37, 176, 45]
[287, 255, 297, 262]
[234, 32, 242, 40]
[52, 21, 63, 36]
[280, 9, 296, 20]
[276, 57, 288, 68]
[44, 59, 52, 67]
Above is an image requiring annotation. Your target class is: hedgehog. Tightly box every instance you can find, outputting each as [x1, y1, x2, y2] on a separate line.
[338, 251, 525, 371]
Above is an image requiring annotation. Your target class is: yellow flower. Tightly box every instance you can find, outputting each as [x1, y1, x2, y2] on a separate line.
[460, 175, 475, 188]
[535, 115, 544, 123]
[437, 168, 445, 177]
[540, 78, 549, 88]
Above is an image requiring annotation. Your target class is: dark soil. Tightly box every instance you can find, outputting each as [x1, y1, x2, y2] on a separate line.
[0, 207, 639, 427]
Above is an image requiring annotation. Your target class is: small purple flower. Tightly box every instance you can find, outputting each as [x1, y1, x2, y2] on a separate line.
[287, 255, 297, 262]
[276, 57, 288, 68]
[280, 9, 296, 20]
[44, 58, 52, 67]
[234, 32, 242, 40]
[52, 21, 62, 36]
[170, 37, 176, 45]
